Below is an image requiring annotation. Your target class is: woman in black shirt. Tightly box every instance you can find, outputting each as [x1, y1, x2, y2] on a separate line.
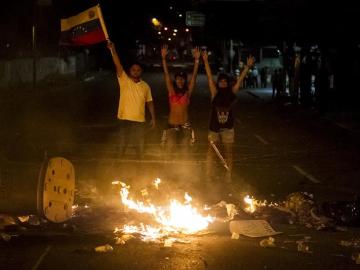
[202, 50, 255, 182]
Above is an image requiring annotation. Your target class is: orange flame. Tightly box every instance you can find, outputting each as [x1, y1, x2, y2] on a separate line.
[243, 195, 268, 213]
[118, 180, 214, 237]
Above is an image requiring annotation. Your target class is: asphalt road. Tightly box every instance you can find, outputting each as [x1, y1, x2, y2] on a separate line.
[1, 70, 360, 269]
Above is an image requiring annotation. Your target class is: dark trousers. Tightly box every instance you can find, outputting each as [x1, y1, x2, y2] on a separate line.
[118, 120, 145, 159]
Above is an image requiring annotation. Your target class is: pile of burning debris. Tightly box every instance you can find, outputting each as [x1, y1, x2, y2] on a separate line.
[68, 177, 360, 233]
[70, 177, 360, 248]
[240, 191, 360, 231]
[2, 176, 360, 265]
[2, 175, 360, 257]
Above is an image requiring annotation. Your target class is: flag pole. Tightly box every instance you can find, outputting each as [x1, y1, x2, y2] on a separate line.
[96, 4, 110, 40]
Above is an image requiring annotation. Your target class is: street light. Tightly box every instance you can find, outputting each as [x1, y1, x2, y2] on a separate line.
[185, 28, 189, 32]
[151, 18, 161, 27]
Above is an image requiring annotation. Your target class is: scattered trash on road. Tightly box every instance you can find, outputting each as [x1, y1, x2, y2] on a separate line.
[351, 252, 360, 264]
[297, 241, 312, 253]
[28, 215, 41, 226]
[115, 234, 135, 245]
[0, 215, 16, 230]
[322, 198, 360, 226]
[164, 238, 174, 247]
[260, 237, 276, 248]
[1, 232, 12, 242]
[253, 192, 337, 230]
[95, 244, 113, 253]
[17, 216, 30, 223]
[216, 201, 240, 221]
[229, 220, 282, 238]
[340, 239, 360, 248]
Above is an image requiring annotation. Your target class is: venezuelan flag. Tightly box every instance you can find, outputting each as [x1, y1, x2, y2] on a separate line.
[60, 5, 107, 46]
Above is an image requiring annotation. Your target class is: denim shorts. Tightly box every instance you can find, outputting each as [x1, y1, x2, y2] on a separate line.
[161, 124, 195, 145]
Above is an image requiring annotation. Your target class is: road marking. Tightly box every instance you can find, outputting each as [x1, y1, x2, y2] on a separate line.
[32, 245, 52, 270]
[254, 134, 269, 145]
[292, 165, 321, 184]
[335, 122, 353, 131]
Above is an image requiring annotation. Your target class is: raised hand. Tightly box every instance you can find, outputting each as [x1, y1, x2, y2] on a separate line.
[161, 45, 168, 59]
[202, 50, 209, 62]
[193, 47, 201, 61]
[107, 40, 115, 51]
[247, 55, 255, 67]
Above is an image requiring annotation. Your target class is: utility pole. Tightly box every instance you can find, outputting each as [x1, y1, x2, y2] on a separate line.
[222, 40, 227, 73]
[32, 25, 36, 89]
[229, 39, 234, 74]
[32, 0, 37, 89]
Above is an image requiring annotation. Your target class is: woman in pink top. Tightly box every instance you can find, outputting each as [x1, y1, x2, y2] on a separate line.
[161, 45, 200, 157]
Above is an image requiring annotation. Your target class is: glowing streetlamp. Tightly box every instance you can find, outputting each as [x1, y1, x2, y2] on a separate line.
[151, 18, 161, 27]
[185, 28, 190, 32]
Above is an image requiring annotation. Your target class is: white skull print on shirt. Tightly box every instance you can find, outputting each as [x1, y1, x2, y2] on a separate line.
[216, 107, 229, 124]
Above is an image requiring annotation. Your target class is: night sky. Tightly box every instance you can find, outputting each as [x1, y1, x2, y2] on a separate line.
[0, 0, 359, 58]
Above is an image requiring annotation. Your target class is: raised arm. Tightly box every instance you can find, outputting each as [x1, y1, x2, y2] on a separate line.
[161, 45, 173, 94]
[202, 50, 217, 98]
[188, 47, 201, 96]
[107, 40, 124, 77]
[232, 55, 255, 93]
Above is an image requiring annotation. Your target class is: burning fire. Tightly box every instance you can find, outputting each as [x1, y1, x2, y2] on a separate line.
[153, 178, 161, 190]
[114, 180, 214, 239]
[243, 195, 268, 213]
[112, 179, 279, 243]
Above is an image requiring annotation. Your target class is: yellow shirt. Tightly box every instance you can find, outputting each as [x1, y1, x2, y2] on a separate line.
[117, 72, 153, 122]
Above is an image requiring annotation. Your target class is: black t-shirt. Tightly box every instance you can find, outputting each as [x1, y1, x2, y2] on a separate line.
[209, 90, 237, 132]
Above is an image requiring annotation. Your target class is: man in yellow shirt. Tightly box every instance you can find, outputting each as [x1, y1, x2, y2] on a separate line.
[107, 40, 156, 159]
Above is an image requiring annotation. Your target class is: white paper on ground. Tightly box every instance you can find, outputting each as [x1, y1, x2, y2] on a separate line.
[231, 232, 240, 240]
[229, 220, 282, 238]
